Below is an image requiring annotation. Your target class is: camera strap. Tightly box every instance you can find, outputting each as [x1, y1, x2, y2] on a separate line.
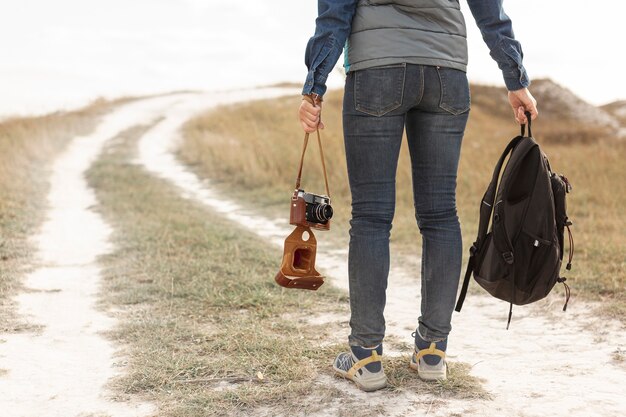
[295, 129, 331, 198]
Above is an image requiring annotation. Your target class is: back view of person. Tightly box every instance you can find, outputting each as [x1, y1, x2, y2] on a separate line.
[299, 0, 538, 391]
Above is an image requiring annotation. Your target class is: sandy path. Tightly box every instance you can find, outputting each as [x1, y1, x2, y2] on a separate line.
[0, 95, 190, 417]
[1, 90, 622, 417]
[136, 89, 626, 417]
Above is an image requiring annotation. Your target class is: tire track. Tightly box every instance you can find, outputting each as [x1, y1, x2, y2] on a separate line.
[0, 95, 188, 417]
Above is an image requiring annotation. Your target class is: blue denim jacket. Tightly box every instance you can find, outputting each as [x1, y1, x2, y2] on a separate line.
[303, 0, 530, 96]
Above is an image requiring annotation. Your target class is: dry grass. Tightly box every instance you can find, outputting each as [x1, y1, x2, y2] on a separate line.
[385, 356, 491, 400]
[0, 99, 123, 331]
[179, 90, 352, 246]
[179, 86, 626, 320]
[88, 125, 349, 416]
[89, 124, 488, 416]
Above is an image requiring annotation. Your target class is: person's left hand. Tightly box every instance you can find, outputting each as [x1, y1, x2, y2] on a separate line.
[508, 88, 538, 124]
[298, 96, 324, 133]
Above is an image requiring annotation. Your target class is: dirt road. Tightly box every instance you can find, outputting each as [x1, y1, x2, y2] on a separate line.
[1, 90, 624, 417]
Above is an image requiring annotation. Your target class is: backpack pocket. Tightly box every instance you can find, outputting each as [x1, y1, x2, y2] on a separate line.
[474, 233, 514, 299]
[515, 229, 554, 294]
[550, 173, 569, 260]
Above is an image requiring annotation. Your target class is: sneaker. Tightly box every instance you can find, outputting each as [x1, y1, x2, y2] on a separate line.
[409, 331, 447, 381]
[332, 344, 387, 392]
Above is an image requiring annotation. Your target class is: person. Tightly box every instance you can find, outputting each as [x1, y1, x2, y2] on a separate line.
[299, 0, 538, 392]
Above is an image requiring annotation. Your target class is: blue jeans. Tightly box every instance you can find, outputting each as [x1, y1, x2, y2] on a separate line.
[343, 63, 470, 346]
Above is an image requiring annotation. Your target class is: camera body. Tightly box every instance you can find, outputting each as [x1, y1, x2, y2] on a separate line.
[290, 189, 333, 231]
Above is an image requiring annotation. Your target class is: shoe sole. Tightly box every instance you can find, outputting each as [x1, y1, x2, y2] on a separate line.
[409, 360, 447, 381]
[333, 366, 388, 392]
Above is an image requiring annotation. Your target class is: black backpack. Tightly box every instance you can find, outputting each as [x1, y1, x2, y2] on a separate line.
[455, 115, 574, 327]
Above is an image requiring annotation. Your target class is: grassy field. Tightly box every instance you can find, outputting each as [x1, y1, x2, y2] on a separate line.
[0, 100, 121, 331]
[88, 124, 489, 416]
[179, 85, 626, 320]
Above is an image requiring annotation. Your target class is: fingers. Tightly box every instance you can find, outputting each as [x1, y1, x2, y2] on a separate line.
[299, 114, 319, 132]
[526, 103, 539, 121]
[508, 88, 539, 124]
[516, 106, 526, 124]
[298, 100, 323, 133]
[300, 101, 319, 121]
[520, 97, 538, 122]
[300, 120, 316, 133]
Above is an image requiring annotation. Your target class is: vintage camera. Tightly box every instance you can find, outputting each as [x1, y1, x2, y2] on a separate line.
[290, 189, 333, 231]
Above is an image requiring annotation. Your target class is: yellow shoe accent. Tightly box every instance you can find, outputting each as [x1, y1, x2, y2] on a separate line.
[413, 342, 445, 362]
[347, 350, 380, 378]
[409, 342, 447, 381]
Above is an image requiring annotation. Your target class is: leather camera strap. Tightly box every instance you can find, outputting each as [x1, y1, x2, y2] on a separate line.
[294, 129, 331, 198]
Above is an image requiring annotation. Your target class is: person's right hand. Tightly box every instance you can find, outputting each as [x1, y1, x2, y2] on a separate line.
[508, 87, 538, 124]
[299, 97, 324, 133]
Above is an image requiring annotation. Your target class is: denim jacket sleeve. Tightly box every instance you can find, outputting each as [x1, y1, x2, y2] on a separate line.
[302, 0, 358, 97]
[466, 0, 530, 91]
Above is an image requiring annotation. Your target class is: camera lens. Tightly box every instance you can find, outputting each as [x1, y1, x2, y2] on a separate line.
[314, 203, 333, 222]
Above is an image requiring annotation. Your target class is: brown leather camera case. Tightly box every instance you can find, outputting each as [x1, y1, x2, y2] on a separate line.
[275, 225, 324, 290]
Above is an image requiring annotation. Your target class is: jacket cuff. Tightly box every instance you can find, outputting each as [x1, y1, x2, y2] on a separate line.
[302, 69, 328, 97]
[503, 67, 531, 91]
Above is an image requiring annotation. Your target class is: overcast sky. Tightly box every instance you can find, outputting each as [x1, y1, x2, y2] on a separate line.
[0, 1, 623, 116]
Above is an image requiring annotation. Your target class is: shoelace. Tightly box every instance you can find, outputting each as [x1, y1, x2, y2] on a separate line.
[335, 353, 354, 372]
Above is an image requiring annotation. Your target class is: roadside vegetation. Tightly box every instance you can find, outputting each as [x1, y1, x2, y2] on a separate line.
[0, 100, 121, 331]
[88, 125, 488, 416]
[179, 84, 626, 320]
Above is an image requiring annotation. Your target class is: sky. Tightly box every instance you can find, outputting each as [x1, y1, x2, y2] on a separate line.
[0, 1, 624, 117]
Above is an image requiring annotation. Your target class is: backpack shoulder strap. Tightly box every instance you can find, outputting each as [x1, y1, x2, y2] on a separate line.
[478, 114, 533, 241]
[476, 135, 525, 241]
[491, 138, 539, 265]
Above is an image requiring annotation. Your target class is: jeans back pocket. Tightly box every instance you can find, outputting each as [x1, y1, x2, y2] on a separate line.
[354, 63, 406, 117]
[437, 67, 470, 115]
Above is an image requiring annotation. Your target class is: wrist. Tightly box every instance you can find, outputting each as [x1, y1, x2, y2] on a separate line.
[302, 93, 323, 106]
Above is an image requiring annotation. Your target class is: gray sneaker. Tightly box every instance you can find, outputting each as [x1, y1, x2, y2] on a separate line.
[409, 331, 447, 381]
[333, 344, 387, 392]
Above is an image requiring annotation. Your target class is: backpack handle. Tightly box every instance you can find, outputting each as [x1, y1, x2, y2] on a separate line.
[520, 111, 533, 137]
